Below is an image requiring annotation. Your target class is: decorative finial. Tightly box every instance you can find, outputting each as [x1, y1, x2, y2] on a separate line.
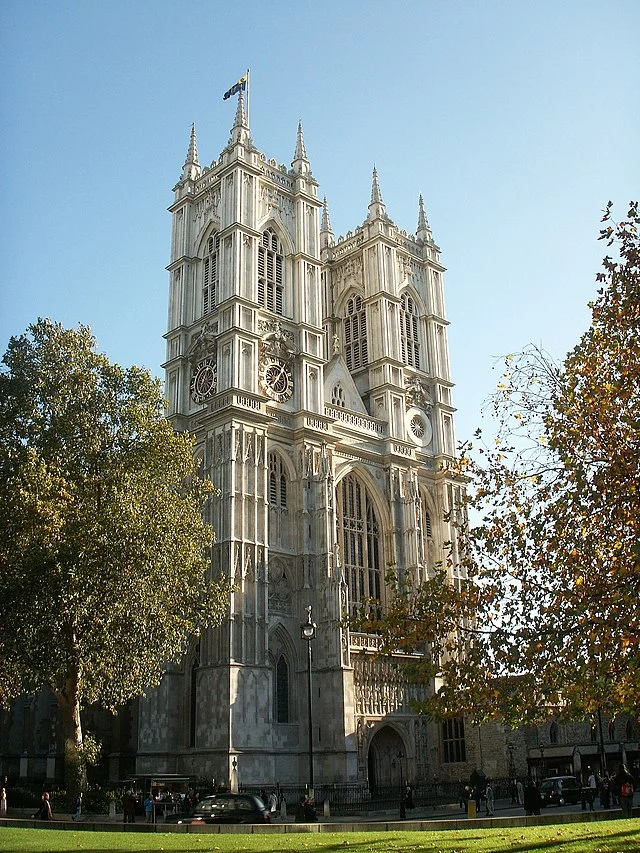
[181, 123, 201, 181]
[368, 166, 387, 221]
[229, 89, 251, 147]
[416, 193, 432, 242]
[292, 120, 310, 174]
[320, 196, 334, 248]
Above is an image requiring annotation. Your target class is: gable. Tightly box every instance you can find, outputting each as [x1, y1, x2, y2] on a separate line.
[324, 354, 368, 414]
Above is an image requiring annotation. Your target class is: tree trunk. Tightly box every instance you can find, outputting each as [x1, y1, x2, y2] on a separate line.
[55, 667, 87, 796]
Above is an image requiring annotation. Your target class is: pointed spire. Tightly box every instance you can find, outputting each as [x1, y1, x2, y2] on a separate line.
[368, 166, 387, 221]
[229, 89, 251, 147]
[292, 120, 310, 174]
[320, 196, 334, 248]
[181, 123, 201, 182]
[416, 193, 432, 243]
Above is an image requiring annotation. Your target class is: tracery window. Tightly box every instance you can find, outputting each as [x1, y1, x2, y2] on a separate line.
[203, 233, 220, 315]
[189, 643, 200, 747]
[344, 296, 368, 371]
[337, 474, 381, 616]
[275, 655, 289, 723]
[258, 228, 284, 314]
[268, 452, 287, 508]
[442, 718, 466, 763]
[400, 293, 420, 368]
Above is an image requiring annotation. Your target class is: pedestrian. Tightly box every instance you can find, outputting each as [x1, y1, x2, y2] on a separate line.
[268, 790, 278, 817]
[123, 789, 136, 823]
[474, 785, 482, 814]
[614, 763, 635, 819]
[405, 784, 414, 810]
[587, 768, 597, 811]
[485, 782, 495, 816]
[0, 787, 7, 816]
[523, 781, 541, 816]
[33, 792, 53, 820]
[516, 779, 524, 805]
[72, 791, 83, 821]
[144, 793, 155, 823]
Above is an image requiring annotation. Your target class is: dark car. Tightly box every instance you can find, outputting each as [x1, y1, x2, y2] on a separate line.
[538, 775, 583, 806]
[164, 793, 270, 825]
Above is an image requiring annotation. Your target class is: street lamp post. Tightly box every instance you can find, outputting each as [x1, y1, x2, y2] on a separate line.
[301, 605, 317, 796]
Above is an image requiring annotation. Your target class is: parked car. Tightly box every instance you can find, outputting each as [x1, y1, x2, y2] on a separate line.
[164, 793, 270, 824]
[538, 775, 585, 807]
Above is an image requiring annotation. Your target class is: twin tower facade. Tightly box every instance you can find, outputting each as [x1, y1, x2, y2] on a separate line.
[138, 92, 467, 790]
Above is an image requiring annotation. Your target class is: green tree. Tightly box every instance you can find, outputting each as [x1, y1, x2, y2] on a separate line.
[0, 320, 230, 792]
[369, 203, 640, 726]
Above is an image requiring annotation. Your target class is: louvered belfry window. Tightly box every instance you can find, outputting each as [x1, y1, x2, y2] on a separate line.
[400, 293, 420, 368]
[268, 452, 287, 508]
[203, 233, 220, 316]
[344, 296, 368, 371]
[258, 228, 284, 314]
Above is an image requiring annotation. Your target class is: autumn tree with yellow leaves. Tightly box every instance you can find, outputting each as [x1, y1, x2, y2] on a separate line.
[374, 203, 640, 727]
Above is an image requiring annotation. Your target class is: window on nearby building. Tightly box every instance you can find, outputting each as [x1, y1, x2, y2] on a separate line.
[400, 293, 420, 368]
[549, 722, 559, 744]
[268, 452, 287, 508]
[442, 718, 466, 763]
[336, 474, 381, 616]
[189, 643, 200, 747]
[275, 655, 289, 723]
[332, 384, 346, 408]
[590, 723, 597, 743]
[608, 719, 616, 741]
[258, 228, 284, 314]
[625, 718, 635, 741]
[203, 233, 220, 315]
[344, 296, 368, 371]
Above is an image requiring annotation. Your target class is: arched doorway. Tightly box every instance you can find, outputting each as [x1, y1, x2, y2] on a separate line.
[367, 726, 405, 794]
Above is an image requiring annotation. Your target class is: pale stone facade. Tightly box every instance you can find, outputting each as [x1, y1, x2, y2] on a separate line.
[135, 92, 468, 791]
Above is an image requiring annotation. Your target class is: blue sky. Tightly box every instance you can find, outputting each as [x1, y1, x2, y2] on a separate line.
[1, 0, 638, 447]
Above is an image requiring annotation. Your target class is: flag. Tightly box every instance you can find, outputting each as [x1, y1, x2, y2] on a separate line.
[223, 75, 247, 101]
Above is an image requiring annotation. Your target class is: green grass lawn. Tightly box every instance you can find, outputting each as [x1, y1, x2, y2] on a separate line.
[0, 822, 639, 853]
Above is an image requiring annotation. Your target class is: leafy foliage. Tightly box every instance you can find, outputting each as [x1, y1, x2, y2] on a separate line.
[375, 203, 640, 725]
[0, 320, 230, 787]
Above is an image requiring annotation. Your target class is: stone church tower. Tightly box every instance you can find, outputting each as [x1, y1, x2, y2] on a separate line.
[137, 92, 465, 790]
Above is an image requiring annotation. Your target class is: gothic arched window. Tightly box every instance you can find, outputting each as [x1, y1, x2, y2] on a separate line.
[332, 384, 346, 408]
[608, 719, 616, 741]
[258, 228, 284, 314]
[344, 296, 368, 372]
[203, 233, 220, 316]
[442, 718, 466, 763]
[400, 293, 420, 368]
[275, 655, 289, 723]
[268, 452, 287, 509]
[337, 474, 382, 616]
[549, 721, 559, 744]
[189, 642, 200, 747]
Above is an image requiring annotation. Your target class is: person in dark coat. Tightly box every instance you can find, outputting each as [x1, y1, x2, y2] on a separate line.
[33, 792, 53, 820]
[614, 763, 635, 819]
[523, 781, 541, 816]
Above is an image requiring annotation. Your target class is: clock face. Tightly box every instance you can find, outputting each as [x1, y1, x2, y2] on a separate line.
[260, 358, 293, 402]
[190, 358, 217, 403]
